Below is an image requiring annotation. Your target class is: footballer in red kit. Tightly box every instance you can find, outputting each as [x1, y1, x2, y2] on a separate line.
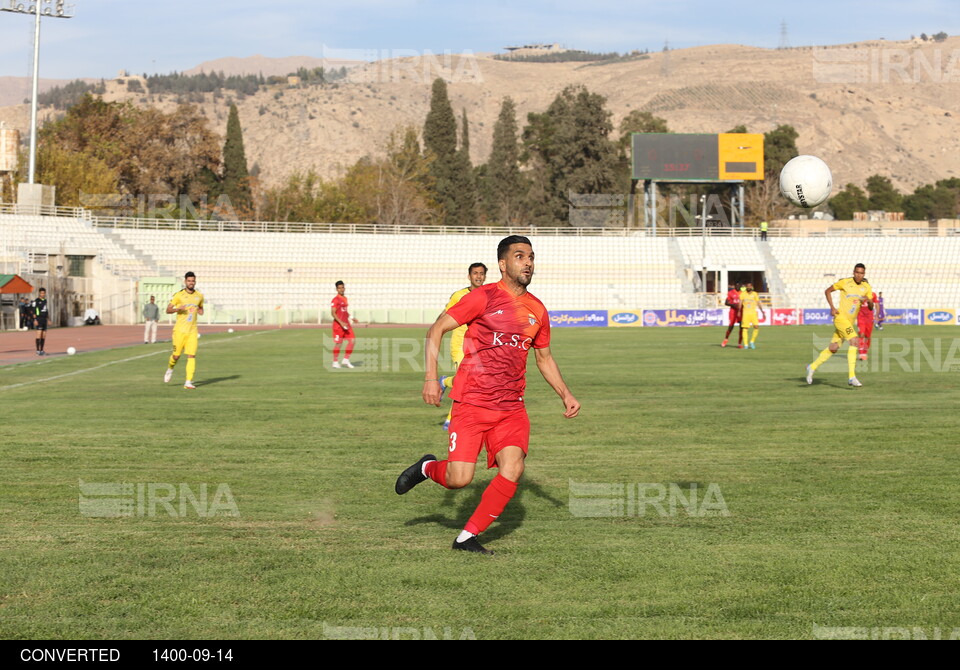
[721, 283, 742, 348]
[857, 290, 878, 360]
[330, 280, 355, 368]
[395, 235, 580, 555]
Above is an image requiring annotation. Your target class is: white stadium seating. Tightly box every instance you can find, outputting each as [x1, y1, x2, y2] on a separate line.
[3, 210, 958, 322]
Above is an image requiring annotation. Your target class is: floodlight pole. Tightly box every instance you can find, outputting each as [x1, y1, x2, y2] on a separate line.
[1, 1, 74, 185]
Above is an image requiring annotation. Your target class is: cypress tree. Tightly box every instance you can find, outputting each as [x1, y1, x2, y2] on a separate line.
[485, 97, 526, 224]
[455, 109, 478, 224]
[423, 78, 463, 225]
[222, 103, 252, 214]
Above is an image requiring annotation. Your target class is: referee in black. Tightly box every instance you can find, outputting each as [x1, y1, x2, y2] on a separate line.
[33, 287, 49, 355]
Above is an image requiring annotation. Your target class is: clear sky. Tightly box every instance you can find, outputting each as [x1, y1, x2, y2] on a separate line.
[0, 0, 956, 80]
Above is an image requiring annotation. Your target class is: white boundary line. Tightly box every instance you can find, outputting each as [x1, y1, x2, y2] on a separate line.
[1, 330, 272, 392]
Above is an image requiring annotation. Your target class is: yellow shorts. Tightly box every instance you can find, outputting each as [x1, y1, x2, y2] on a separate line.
[173, 331, 199, 357]
[831, 317, 857, 344]
[741, 313, 760, 328]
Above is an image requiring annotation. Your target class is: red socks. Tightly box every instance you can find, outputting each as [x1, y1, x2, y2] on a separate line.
[424, 463, 519, 536]
[424, 460, 449, 488]
[465, 474, 518, 536]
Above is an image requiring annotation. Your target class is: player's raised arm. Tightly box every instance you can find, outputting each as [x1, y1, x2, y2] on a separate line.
[422, 312, 461, 406]
[534, 346, 580, 418]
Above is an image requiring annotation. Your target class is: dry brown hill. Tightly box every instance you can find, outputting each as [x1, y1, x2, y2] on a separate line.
[0, 76, 98, 108]
[184, 55, 362, 77]
[1, 39, 958, 194]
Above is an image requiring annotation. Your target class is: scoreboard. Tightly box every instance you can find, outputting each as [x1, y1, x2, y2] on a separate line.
[631, 133, 764, 181]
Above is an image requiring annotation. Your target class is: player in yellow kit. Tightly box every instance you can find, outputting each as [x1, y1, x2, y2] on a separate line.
[439, 262, 487, 430]
[739, 282, 765, 349]
[806, 263, 873, 387]
[164, 271, 205, 389]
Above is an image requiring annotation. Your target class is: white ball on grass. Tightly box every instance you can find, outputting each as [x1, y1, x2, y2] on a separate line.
[67, 347, 76, 355]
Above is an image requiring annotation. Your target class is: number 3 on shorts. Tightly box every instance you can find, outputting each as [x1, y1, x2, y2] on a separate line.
[449, 432, 457, 453]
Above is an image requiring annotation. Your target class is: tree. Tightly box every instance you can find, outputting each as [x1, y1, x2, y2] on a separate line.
[221, 103, 253, 215]
[618, 110, 669, 154]
[35, 144, 120, 207]
[865, 174, 902, 212]
[421, 80, 477, 225]
[454, 109, 478, 224]
[902, 178, 960, 220]
[522, 85, 621, 225]
[828, 183, 869, 220]
[762, 124, 799, 177]
[259, 170, 366, 223]
[373, 126, 441, 225]
[482, 97, 528, 225]
[422, 78, 459, 224]
[39, 94, 220, 206]
[737, 124, 799, 224]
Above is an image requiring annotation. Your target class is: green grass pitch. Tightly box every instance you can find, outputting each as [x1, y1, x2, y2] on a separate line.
[2, 325, 959, 639]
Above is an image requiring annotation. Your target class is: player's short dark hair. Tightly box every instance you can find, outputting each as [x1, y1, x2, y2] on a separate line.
[468, 262, 488, 273]
[854, 263, 866, 271]
[335, 280, 344, 288]
[497, 235, 532, 260]
[185, 271, 196, 279]
[38, 287, 46, 293]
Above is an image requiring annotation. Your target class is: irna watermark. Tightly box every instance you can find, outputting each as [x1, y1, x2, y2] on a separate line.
[812, 47, 960, 84]
[79, 480, 239, 518]
[320, 44, 483, 84]
[811, 336, 960, 373]
[322, 622, 476, 640]
[813, 624, 960, 640]
[569, 481, 730, 518]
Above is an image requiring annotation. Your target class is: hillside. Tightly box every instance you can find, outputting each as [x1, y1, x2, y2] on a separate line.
[1, 39, 958, 194]
[183, 54, 363, 77]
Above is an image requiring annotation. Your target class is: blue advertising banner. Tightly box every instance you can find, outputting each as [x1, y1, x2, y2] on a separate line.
[550, 310, 608, 327]
[802, 309, 833, 325]
[884, 309, 922, 326]
[641, 309, 724, 327]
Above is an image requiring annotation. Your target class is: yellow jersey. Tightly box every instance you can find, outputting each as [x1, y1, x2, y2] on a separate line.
[832, 277, 872, 322]
[741, 290, 761, 315]
[445, 287, 471, 362]
[170, 289, 204, 335]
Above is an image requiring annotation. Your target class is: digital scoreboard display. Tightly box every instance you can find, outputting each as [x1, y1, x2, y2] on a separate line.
[632, 133, 764, 181]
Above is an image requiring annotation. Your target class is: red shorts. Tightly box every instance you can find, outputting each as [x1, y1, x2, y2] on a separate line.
[728, 309, 740, 325]
[447, 401, 530, 469]
[858, 317, 873, 339]
[332, 325, 355, 343]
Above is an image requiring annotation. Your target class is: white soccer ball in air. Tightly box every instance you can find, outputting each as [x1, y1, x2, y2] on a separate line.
[67, 347, 76, 355]
[779, 155, 833, 208]
[227, 328, 234, 333]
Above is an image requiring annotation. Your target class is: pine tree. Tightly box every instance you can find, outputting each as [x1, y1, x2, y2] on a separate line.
[522, 85, 620, 225]
[222, 103, 252, 215]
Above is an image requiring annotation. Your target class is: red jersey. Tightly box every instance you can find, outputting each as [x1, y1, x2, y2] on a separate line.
[444, 281, 551, 411]
[726, 289, 741, 308]
[331, 295, 349, 329]
[858, 292, 877, 320]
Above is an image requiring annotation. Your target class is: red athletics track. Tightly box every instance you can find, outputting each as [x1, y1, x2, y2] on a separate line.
[0, 323, 426, 366]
